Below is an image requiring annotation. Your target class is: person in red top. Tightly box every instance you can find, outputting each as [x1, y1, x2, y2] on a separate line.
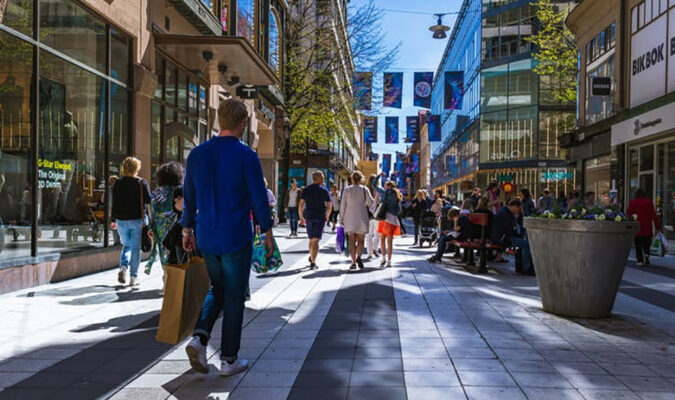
[627, 188, 662, 266]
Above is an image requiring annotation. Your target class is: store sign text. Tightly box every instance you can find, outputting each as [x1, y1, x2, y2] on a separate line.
[37, 159, 72, 189]
[632, 43, 665, 76]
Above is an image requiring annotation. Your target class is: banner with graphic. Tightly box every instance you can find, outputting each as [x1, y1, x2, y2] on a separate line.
[427, 114, 441, 142]
[444, 71, 464, 110]
[410, 154, 420, 173]
[385, 116, 399, 144]
[382, 154, 391, 175]
[413, 72, 433, 108]
[353, 72, 373, 110]
[383, 72, 403, 108]
[363, 116, 377, 143]
[405, 116, 419, 143]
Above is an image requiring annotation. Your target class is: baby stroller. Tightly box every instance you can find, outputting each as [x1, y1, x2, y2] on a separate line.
[418, 211, 438, 247]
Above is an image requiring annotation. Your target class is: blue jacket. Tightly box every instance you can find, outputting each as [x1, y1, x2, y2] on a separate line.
[180, 136, 272, 255]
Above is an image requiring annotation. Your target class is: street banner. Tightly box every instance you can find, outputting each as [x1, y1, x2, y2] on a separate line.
[353, 72, 372, 110]
[395, 160, 404, 174]
[413, 72, 433, 108]
[383, 72, 403, 108]
[411, 153, 420, 173]
[444, 71, 464, 110]
[382, 154, 391, 175]
[445, 155, 457, 178]
[385, 116, 399, 144]
[427, 114, 441, 142]
[363, 116, 377, 143]
[369, 152, 379, 161]
[405, 116, 420, 143]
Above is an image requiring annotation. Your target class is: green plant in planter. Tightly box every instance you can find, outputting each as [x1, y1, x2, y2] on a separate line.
[532, 204, 637, 222]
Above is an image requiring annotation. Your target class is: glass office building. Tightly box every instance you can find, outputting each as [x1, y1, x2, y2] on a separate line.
[431, 0, 576, 201]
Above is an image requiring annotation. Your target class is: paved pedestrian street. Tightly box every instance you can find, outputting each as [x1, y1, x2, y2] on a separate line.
[0, 224, 674, 400]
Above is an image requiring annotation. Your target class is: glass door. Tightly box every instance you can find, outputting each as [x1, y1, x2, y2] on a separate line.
[657, 141, 675, 242]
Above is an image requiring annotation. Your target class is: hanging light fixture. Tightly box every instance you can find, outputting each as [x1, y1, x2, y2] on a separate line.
[429, 13, 450, 39]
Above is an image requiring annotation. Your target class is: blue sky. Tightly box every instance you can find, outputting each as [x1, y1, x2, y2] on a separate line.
[350, 0, 463, 163]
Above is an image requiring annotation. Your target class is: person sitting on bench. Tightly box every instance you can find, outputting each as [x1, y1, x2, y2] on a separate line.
[428, 205, 473, 263]
[491, 199, 532, 273]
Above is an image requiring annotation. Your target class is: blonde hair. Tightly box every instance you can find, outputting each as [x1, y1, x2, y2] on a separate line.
[218, 99, 249, 131]
[121, 157, 141, 177]
[351, 171, 364, 184]
[416, 189, 425, 200]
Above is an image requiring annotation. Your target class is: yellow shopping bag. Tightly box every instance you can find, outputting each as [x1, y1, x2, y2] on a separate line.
[156, 256, 210, 345]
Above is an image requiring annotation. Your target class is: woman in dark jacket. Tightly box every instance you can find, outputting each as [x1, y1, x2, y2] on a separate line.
[520, 188, 535, 217]
[411, 190, 427, 245]
[627, 188, 662, 265]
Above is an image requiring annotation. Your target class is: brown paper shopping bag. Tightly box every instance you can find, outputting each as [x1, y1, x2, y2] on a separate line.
[156, 256, 210, 344]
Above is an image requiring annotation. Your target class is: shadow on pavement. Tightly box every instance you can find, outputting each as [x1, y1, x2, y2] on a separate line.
[0, 314, 173, 400]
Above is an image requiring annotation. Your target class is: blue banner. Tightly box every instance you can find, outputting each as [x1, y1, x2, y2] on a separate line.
[353, 72, 372, 110]
[383, 72, 403, 108]
[413, 72, 433, 108]
[363, 116, 377, 143]
[382, 154, 391, 175]
[411, 154, 420, 173]
[444, 71, 464, 110]
[385, 116, 399, 144]
[427, 114, 441, 142]
[406, 116, 419, 143]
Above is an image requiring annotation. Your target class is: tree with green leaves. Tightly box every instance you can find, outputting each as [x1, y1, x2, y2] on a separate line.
[528, 0, 577, 104]
[284, 0, 398, 154]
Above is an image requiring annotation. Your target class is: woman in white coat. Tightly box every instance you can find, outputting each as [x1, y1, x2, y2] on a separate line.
[340, 171, 374, 270]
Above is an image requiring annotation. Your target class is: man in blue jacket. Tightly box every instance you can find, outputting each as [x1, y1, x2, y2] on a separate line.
[181, 99, 274, 376]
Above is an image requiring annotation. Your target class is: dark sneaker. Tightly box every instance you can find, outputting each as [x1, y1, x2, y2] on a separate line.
[356, 258, 364, 269]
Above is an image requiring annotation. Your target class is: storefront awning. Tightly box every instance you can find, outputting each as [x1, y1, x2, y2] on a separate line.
[154, 34, 280, 87]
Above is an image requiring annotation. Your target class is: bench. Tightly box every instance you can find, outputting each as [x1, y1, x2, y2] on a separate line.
[449, 213, 504, 271]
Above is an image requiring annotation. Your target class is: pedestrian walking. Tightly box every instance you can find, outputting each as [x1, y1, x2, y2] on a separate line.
[145, 162, 183, 278]
[298, 170, 332, 270]
[329, 184, 340, 232]
[627, 188, 662, 266]
[365, 174, 381, 260]
[264, 179, 277, 226]
[111, 156, 151, 287]
[182, 99, 275, 376]
[487, 182, 501, 214]
[520, 188, 535, 217]
[411, 190, 427, 245]
[374, 179, 403, 268]
[285, 179, 302, 237]
[340, 171, 374, 270]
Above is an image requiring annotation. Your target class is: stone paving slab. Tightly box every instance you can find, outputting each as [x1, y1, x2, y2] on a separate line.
[0, 223, 674, 399]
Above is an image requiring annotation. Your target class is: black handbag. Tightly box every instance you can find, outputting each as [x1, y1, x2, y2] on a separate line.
[138, 179, 153, 252]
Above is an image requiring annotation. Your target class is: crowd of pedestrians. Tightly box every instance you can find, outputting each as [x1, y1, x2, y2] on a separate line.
[108, 98, 665, 379]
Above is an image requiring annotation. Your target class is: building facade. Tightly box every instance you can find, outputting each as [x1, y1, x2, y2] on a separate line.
[430, 0, 576, 202]
[0, 0, 287, 292]
[566, 0, 675, 247]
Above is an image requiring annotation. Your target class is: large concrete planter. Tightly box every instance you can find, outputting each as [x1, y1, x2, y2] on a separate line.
[523, 218, 639, 318]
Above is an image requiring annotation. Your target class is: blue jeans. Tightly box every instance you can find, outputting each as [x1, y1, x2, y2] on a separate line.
[434, 234, 452, 259]
[511, 236, 532, 273]
[287, 207, 299, 233]
[194, 243, 252, 362]
[117, 219, 143, 278]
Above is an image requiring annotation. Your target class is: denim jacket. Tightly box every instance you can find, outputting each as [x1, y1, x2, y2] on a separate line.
[373, 182, 401, 216]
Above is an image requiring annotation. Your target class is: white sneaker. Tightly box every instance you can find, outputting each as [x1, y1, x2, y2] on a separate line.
[380, 258, 386, 267]
[220, 358, 249, 376]
[186, 336, 209, 374]
[386, 261, 392, 268]
[129, 277, 138, 286]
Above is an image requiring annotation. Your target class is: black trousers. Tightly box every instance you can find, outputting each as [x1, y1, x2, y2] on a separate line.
[634, 236, 651, 263]
[413, 220, 420, 242]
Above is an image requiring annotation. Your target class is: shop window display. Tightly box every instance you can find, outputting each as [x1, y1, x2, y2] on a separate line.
[0, 31, 33, 260]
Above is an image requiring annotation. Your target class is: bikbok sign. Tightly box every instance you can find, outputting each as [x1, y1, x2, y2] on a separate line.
[630, 9, 675, 107]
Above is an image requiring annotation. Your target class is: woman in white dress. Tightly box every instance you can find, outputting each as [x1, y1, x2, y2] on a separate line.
[340, 171, 374, 270]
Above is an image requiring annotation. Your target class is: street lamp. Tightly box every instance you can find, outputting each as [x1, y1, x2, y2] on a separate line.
[429, 13, 450, 39]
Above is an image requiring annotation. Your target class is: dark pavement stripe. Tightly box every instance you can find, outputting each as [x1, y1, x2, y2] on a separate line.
[620, 280, 675, 312]
[288, 271, 402, 400]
